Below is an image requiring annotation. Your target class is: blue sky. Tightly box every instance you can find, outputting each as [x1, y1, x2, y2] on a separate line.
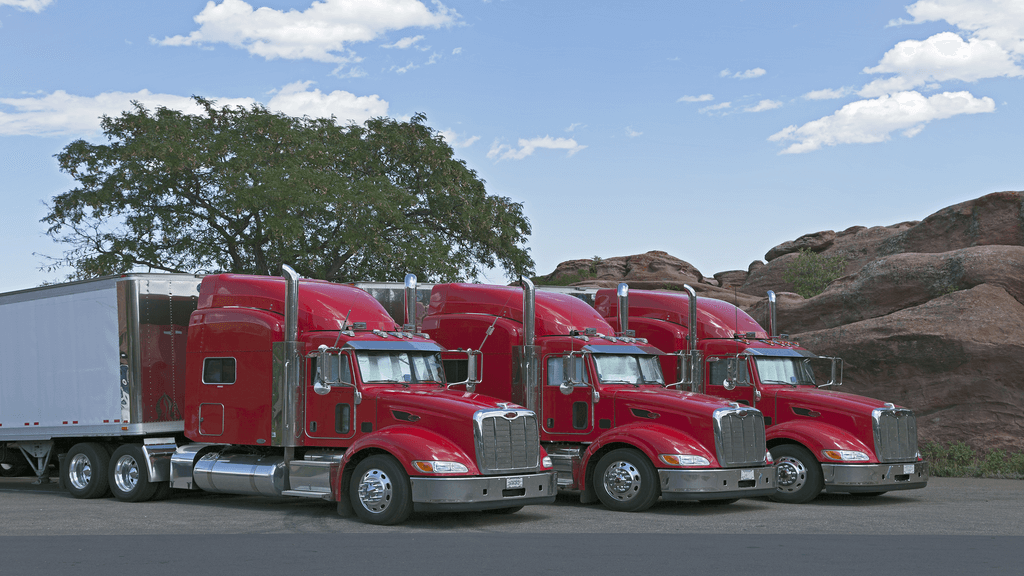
[1, 0, 1022, 293]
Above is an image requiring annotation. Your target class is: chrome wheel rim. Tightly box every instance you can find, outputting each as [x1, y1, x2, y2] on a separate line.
[602, 460, 641, 502]
[113, 455, 140, 494]
[68, 453, 93, 490]
[356, 468, 393, 513]
[776, 456, 808, 493]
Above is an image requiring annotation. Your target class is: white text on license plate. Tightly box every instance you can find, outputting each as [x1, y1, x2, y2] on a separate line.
[740, 469, 754, 481]
[904, 464, 915, 474]
[506, 477, 524, 489]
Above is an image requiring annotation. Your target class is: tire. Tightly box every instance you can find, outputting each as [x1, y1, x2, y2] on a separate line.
[1, 459, 31, 477]
[350, 455, 413, 525]
[593, 448, 660, 512]
[151, 482, 174, 501]
[61, 443, 111, 499]
[108, 445, 159, 502]
[770, 444, 824, 504]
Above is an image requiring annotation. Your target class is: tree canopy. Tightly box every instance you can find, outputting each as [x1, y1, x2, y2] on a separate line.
[43, 97, 534, 283]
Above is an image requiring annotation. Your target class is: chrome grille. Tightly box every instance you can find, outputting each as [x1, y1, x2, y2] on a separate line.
[474, 410, 540, 474]
[873, 408, 918, 462]
[713, 407, 767, 467]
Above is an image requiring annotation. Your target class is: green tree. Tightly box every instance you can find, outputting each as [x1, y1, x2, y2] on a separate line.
[43, 97, 534, 283]
[781, 249, 847, 298]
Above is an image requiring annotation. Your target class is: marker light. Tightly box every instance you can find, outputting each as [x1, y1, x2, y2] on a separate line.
[659, 454, 711, 467]
[821, 450, 870, 462]
[542, 455, 553, 469]
[412, 461, 470, 474]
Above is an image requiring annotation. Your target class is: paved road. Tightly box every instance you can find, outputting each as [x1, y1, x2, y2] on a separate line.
[1, 476, 1021, 574]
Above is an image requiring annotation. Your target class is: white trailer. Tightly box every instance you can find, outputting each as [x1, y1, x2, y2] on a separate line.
[0, 274, 199, 490]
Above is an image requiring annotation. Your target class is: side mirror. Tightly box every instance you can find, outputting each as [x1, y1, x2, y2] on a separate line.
[447, 350, 481, 392]
[671, 350, 703, 393]
[559, 353, 585, 396]
[312, 345, 352, 395]
[723, 356, 749, 390]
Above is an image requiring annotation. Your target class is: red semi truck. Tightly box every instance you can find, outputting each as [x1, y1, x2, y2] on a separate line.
[0, 268, 555, 524]
[595, 284, 929, 503]
[365, 278, 777, 512]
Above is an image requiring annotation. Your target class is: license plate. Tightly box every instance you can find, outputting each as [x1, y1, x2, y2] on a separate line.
[740, 469, 754, 481]
[506, 477, 523, 489]
[904, 464, 915, 474]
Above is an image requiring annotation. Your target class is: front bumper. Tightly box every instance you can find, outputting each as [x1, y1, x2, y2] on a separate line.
[658, 465, 777, 501]
[409, 471, 557, 512]
[822, 460, 929, 493]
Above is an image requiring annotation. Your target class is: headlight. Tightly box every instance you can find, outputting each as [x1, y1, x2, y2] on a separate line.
[821, 450, 870, 462]
[659, 454, 711, 467]
[542, 456, 553, 469]
[412, 461, 470, 474]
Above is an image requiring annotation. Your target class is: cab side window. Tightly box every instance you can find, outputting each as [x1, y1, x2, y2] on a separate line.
[546, 357, 589, 386]
[203, 357, 236, 385]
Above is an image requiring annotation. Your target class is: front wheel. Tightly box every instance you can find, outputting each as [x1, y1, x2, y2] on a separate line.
[593, 448, 660, 512]
[62, 443, 110, 499]
[350, 455, 413, 525]
[770, 444, 824, 504]
[109, 445, 159, 502]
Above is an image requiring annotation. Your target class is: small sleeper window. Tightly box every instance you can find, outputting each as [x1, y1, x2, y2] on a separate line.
[203, 357, 236, 385]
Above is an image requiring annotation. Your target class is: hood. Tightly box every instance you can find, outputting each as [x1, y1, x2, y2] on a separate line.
[771, 386, 899, 414]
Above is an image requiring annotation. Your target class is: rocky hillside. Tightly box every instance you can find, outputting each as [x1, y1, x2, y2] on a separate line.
[537, 191, 1024, 453]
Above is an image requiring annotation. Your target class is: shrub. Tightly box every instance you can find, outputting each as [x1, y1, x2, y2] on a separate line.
[781, 249, 847, 298]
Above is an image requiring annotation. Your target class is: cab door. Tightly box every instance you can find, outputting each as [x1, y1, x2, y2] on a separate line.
[541, 354, 594, 436]
[304, 354, 358, 442]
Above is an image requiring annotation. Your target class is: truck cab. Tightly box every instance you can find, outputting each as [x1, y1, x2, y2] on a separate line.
[415, 279, 776, 512]
[596, 286, 929, 503]
[150, 269, 555, 524]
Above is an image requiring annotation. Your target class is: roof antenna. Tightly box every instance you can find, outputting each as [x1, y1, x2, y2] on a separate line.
[333, 309, 352, 348]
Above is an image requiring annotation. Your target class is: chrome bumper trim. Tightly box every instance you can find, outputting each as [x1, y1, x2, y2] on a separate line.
[821, 461, 929, 492]
[410, 471, 557, 512]
[658, 466, 777, 501]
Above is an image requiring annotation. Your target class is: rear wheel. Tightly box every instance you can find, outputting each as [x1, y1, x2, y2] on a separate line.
[350, 455, 413, 525]
[770, 444, 824, 504]
[109, 445, 159, 502]
[593, 448, 660, 512]
[62, 443, 110, 499]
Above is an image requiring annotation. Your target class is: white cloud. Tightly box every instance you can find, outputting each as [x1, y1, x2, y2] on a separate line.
[744, 99, 783, 112]
[677, 94, 714, 103]
[438, 129, 479, 148]
[720, 68, 766, 79]
[382, 35, 424, 49]
[0, 83, 389, 137]
[860, 31, 1024, 97]
[896, 0, 1024, 56]
[155, 0, 459, 73]
[803, 87, 854, 100]
[698, 102, 732, 114]
[487, 136, 586, 161]
[625, 126, 642, 137]
[565, 122, 585, 132]
[391, 62, 418, 73]
[0, 0, 52, 11]
[267, 81, 388, 123]
[768, 90, 994, 154]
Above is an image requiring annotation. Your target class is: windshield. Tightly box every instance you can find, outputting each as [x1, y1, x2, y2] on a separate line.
[753, 357, 816, 386]
[592, 354, 665, 385]
[355, 351, 444, 384]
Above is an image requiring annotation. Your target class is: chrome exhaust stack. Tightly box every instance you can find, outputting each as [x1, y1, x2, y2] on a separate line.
[766, 290, 777, 338]
[616, 283, 629, 336]
[277, 265, 303, 487]
[516, 277, 540, 412]
[404, 273, 418, 331]
[683, 284, 703, 394]
[684, 284, 698, 351]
